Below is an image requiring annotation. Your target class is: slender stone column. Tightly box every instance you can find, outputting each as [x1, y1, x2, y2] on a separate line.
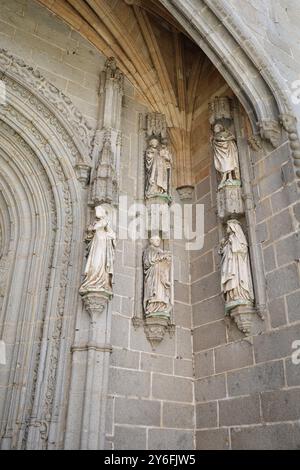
[65, 58, 124, 450]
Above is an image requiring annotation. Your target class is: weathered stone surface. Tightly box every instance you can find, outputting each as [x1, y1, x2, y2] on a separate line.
[266, 264, 300, 300]
[176, 328, 192, 359]
[219, 395, 261, 426]
[196, 177, 210, 200]
[114, 426, 147, 450]
[255, 197, 272, 224]
[263, 245, 276, 273]
[268, 209, 294, 242]
[163, 403, 194, 429]
[195, 374, 227, 403]
[110, 348, 140, 370]
[194, 350, 214, 379]
[196, 402, 218, 429]
[261, 389, 300, 422]
[140, 353, 173, 374]
[196, 429, 230, 450]
[174, 302, 192, 329]
[174, 359, 193, 378]
[191, 272, 221, 304]
[254, 324, 300, 363]
[192, 295, 224, 327]
[276, 233, 299, 267]
[269, 297, 287, 328]
[286, 358, 300, 386]
[152, 374, 193, 403]
[148, 429, 194, 450]
[215, 340, 253, 373]
[193, 321, 226, 353]
[227, 361, 285, 396]
[174, 281, 190, 304]
[109, 368, 151, 398]
[231, 423, 300, 450]
[111, 314, 130, 348]
[259, 171, 283, 198]
[287, 290, 300, 323]
[115, 398, 160, 426]
[191, 252, 214, 282]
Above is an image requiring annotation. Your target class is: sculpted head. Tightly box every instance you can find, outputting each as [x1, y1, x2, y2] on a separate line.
[149, 235, 161, 248]
[95, 205, 107, 220]
[149, 138, 159, 149]
[213, 123, 224, 134]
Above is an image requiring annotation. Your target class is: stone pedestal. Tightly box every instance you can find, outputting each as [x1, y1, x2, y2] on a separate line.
[81, 291, 112, 320]
[217, 182, 244, 220]
[144, 314, 173, 350]
[176, 185, 194, 201]
[229, 304, 257, 337]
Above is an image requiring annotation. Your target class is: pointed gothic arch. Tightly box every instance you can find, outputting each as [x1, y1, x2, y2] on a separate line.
[0, 49, 92, 449]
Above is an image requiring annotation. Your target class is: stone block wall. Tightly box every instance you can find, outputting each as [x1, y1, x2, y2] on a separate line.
[191, 65, 300, 449]
[1, 0, 300, 451]
[0, 0, 195, 450]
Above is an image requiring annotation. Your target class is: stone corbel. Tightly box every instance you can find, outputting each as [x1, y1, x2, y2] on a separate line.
[248, 135, 262, 152]
[144, 315, 174, 350]
[279, 113, 300, 182]
[230, 305, 257, 337]
[259, 119, 282, 148]
[75, 162, 91, 187]
[177, 185, 194, 201]
[81, 291, 112, 321]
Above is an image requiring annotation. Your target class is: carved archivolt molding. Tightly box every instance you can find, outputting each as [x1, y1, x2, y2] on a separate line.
[0, 49, 92, 176]
[0, 54, 86, 449]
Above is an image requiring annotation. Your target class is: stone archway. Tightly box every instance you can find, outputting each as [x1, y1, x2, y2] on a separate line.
[35, 0, 300, 188]
[0, 49, 91, 449]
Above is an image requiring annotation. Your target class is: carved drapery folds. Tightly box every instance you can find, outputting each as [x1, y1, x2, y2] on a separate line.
[144, 113, 172, 203]
[81, 57, 123, 315]
[210, 97, 244, 221]
[210, 96, 260, 336]
[79, 205, 116, 315]
[143, 236, 173, 348]
[132, 112, 174, 348]
[73, 58, 123, 450]
[219, 219, 256, 336]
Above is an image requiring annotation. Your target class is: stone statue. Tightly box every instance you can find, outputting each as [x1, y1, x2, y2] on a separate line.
[143, 236, 172, 317]
[219, 219, 254, 311]
[79, 206, 116, 296]
[212, 124, 240, 187]
[145, 137, 172, 199]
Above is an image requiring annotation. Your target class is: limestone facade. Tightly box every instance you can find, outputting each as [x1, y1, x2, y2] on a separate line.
[0, 0, 299, 450]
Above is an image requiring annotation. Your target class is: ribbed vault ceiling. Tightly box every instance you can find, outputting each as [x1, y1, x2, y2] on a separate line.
[36, 0, 213, 186]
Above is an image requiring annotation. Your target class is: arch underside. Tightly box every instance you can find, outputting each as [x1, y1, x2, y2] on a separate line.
[35, 0, 288, 187]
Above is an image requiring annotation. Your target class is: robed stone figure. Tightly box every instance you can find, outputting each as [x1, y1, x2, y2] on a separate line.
[212, 124, 240, 187]
[80, 206, 116, 296]
[143, 236, 172, 317]
[219, 220, 254, 308]
[145, 138, 172, 199]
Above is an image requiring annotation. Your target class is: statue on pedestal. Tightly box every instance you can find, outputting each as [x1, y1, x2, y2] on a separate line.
[143, 236, 172, 317]
[212, 124, 240, 188]
[219, 219, 254, 312]
[145, 138, 172, 200]
[80, 206, 116, 298]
